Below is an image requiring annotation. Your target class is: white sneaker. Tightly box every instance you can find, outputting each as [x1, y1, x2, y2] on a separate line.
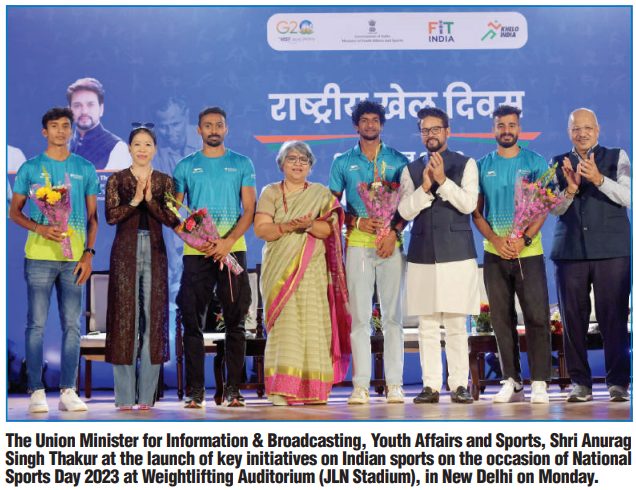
[530, 381, 549, 404]
[348, 386, 369, 405]
[386, 384, 405, 404]
[493, 378, 525, 403]
[29, 389, 49, 413]
[58, 389, 88, 412]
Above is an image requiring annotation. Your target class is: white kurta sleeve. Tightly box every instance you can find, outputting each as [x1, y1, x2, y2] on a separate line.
[398, 165, 434, 221]
[435, 158, 479, 214]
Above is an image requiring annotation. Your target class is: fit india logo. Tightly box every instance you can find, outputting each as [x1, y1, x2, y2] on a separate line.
[428, 20, 455, 43]
[481, 20, 519, 41]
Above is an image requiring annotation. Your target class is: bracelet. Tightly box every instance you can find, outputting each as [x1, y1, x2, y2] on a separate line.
[130, 199, 140, 207]
[355, 217, 361, 229]
[306, 221, 314, 233]
[564, 187, 578, 197]
[278, 223, 284, 235]
[596, 176, 605, 187]
[32, 223, 38, 232]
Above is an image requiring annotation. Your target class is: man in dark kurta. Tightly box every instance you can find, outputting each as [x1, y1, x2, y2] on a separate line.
[549, 108, 631, 403]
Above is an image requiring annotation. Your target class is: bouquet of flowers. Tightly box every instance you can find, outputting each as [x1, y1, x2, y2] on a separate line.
[550, 307, 562, 335]
[357, 180, 401, 244]
[356, 150, 401, 244]
[30, 167, 74, 259]
[510, 162, 563, 241]
[509, 163, 563, 277]
[165, 193, 243, 275]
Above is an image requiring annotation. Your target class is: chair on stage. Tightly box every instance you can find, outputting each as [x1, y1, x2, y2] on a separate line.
[78, 271, 163, 400]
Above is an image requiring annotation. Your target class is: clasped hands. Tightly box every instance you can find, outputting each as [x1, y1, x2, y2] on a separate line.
[491, 236, 526, 260]
[356, 218, 397, 259]
[563, 153, 603, 193]
[196, 237, 235, 262]
[132, 173, 153, 205]
[422, 152, 447, 192]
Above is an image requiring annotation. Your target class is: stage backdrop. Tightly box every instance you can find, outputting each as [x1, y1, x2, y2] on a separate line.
[5, 6, 632, 390]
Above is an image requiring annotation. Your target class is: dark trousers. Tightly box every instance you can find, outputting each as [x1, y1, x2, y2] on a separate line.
[177, 252, 251, 388]
[483, 252, 552, 383]
[554, 257, 631, 389]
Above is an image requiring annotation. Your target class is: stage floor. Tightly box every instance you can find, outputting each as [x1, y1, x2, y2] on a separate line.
[7, 384, 631, 422]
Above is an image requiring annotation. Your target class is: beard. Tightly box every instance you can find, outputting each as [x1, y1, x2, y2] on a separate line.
[206, 135, 223, 147]
[496, 133, 518, 148]
[426, 138, 443, 152]
[360, 131, 379, 141]
[76, 115, 96, 131]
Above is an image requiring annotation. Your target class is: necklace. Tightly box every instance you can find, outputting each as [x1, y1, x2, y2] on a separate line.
[130, 165, 153, 182]
[281, 180, 308, 213]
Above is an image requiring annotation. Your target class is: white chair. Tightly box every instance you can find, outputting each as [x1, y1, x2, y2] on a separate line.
[78, 271, 164, 399]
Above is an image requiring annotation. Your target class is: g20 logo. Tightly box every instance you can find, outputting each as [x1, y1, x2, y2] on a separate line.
[277, 20, 313, 35]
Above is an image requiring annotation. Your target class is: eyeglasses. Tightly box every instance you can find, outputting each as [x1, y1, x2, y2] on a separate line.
[420, 126, 445, 136]
[285, 155, 310, 165]
[568, 126, 596, 135]
[131, 122, 156, 129]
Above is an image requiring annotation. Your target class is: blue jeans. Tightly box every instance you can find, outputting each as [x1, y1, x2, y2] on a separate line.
[24, 258, 84, 393]
[346, 246, 406, 387]
[113, 233, 160, 407]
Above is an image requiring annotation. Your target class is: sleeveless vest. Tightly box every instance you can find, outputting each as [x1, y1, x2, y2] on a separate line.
[69, 123, 122, 170]
[406, 149, 477, 264]
[550, 145, 631, 260]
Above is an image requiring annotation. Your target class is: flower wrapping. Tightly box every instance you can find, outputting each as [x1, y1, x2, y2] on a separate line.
[165, 194, 243, 275]
[29, 168, 74, 259]
[357, 180, 401, 245]
[510, 162, 563, 240]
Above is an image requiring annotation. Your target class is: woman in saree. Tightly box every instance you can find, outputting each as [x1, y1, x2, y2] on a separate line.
[105, 124, 180, 410]
[254, 141, 351, 405]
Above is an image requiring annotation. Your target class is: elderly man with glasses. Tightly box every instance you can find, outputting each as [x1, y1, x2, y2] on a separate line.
[549, 108, 632, 403]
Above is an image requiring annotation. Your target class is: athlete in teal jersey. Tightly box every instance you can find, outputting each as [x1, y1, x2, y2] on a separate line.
[174, 107, 255, 409]
[10, 107, 99, 413]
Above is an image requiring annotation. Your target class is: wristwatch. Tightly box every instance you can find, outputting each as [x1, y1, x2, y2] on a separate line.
[84, 248, 96, 256]
[522, 234, 532, 247]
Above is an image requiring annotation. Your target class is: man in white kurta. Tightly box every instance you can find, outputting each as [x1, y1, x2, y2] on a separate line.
[398, 107, 479, 404]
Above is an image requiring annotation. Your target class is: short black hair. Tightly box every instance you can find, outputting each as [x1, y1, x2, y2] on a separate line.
[129, 127, 157, 145]
[198, 106, 227, 126]
[492, 104, 522, 120]
[351, 100, 386, 126]
[42, 107, 74, 129]
[417, 107, 449, 130]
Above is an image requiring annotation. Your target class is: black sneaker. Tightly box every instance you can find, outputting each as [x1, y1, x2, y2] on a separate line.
[225, 384, 246, 407]
[451, 386, 474, 404]
[184, 387, 206, 409]
[414, 386, 440, 404]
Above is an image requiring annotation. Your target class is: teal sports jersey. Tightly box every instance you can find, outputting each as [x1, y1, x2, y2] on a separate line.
[13, 152, 100, 261]
[329, 141, 408, 248]
[476, 147, 548, 257]
[173, 149, 256, 254]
